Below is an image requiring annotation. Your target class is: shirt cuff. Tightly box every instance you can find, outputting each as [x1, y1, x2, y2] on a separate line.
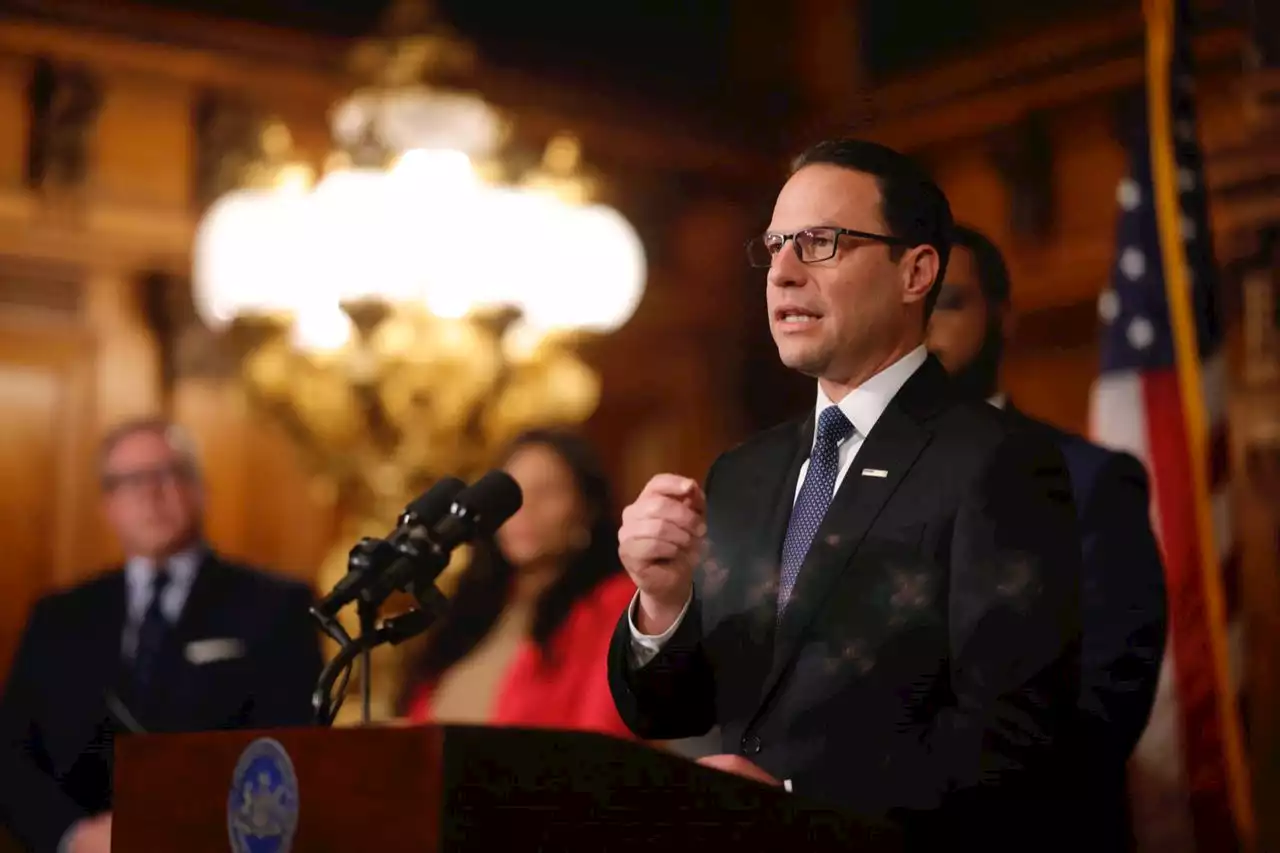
[626, 590, 692, 667]
[783, 779, 793, 793]
[57, 819, 82, 853]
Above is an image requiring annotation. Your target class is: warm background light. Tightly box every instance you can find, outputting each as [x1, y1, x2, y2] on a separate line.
[191, 148, 646, 342]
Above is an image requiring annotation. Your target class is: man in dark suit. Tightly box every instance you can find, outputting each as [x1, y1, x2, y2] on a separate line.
[927, 224, 1168, 851]
[608, 139, 1084, 846]
[0, 417, 323, 853]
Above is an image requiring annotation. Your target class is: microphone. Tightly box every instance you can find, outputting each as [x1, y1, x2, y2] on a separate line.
[310, 473, 521, 724]
[315, 477, 466, 617]
[361, 469, 524, 607]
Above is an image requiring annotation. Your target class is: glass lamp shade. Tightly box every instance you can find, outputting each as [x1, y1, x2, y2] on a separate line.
[193, 151, 647, 341]
[549, 203, 646, 333]
[331, 86, 504, 159]
[477, 189, 647, 335]
[192, 186, 314, 328]
[308, 166, 408, 306]
[387, 149, 488, 319]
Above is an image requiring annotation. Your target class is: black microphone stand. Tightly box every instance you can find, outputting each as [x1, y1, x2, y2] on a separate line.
[309, 542, 370, 726]
[310, 569, 452, 727]
[312, 631, 370, 726]
[310, 602, 445, 726]
[356, 594, 377, 725]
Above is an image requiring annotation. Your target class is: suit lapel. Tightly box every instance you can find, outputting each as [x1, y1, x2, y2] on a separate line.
[171, 553, 231, 645]
[755, 357, 950, 712]
[90, 573, 128, 682]
[53, 573, 128, 776]
[82, 573, 128, 720]
[701, 418, 807, 666]
[733, 418, 810, 634]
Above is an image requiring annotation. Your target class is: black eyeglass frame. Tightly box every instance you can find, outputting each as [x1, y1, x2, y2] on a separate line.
[101, 461, 196, 494]
[745, 226, 910, 268]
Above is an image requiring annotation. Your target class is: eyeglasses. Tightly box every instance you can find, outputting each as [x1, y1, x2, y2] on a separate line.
[745, 226, 907, 268]
[102, 463, 192, 494]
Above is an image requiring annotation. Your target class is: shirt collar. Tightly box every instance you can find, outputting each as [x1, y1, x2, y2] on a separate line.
[815, 345, 928, 440]
[987, 392, 1007, 410]
[125, 543, 205, 594]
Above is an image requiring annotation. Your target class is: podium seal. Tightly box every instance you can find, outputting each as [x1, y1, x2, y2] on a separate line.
[227, 737, 299, 853]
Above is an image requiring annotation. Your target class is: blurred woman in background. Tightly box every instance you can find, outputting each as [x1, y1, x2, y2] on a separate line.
[399, 429, 636, 737]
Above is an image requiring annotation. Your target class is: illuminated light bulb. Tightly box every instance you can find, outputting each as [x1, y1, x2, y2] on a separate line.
[291, 306, 353, 353]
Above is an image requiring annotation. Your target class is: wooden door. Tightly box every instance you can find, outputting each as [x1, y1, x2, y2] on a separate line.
[0, 318, 95, 684]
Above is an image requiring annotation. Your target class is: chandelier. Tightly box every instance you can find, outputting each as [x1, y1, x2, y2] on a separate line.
[193, 0, 646, 349]
[192, 137, 646, 343]
[188, 0, 647, 722]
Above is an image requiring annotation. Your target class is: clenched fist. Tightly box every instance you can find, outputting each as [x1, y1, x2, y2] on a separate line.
[619, 474, 707, 635]
[66, 813, 112, 853]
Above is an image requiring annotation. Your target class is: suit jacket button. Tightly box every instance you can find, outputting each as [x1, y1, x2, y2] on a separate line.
[741, 735, 761, 755]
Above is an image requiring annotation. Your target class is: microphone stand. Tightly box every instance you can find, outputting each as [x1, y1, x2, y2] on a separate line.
[357, 594, 377, 725]
[312, 631, 371, 726]
[310, 586, 450, 726]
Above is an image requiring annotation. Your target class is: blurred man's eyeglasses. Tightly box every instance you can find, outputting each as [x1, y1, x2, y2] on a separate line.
[745, 226, 907, 268]
[102, 463, 190, 494]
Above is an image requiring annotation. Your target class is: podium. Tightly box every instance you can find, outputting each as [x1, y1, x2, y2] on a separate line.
[113, 724, 903, 851]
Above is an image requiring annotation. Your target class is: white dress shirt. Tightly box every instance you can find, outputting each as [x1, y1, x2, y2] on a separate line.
[120, 545, 204, 658]
[626, 346, 929, 663]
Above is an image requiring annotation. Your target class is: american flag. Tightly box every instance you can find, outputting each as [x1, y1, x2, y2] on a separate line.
[1088, 0, 1249, 850]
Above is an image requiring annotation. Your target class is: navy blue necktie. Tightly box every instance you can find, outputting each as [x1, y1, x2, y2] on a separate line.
[777, 406, 855, 615]
[132, 568, 172, 693]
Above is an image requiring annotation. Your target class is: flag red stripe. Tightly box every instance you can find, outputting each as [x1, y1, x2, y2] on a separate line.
[1141, 370, 1239, 852]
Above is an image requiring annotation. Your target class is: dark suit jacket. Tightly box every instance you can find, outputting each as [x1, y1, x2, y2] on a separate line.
[0, 553, 322, 852]
[608, 357, 1084, 847]
[1007, 406, 1167, 850]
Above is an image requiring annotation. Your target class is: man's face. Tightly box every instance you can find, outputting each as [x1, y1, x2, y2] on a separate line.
[764, 165, 931, 387]
[926, 245, 990, 374]
[101, 430, 202, 560]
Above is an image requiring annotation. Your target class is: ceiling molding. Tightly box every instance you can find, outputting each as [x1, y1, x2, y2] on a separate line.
[0, 1, 780, 181]
[833, 19, 1246, 151]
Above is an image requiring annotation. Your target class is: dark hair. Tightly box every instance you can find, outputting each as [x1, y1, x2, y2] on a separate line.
[791, 138, 954, 318]
[398, 429, 621, 707]
[950, 224, 1012, 308]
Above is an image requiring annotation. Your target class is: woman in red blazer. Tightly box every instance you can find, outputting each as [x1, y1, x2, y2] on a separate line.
[399, 429, 636, 738]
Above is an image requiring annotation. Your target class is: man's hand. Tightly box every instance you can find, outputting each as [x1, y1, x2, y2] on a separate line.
[696, 754, 781, 786]
[619, 474, 706, 635]
[66, 813, 112, 853]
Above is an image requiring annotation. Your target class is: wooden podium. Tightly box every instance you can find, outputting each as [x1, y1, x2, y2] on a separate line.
[112, 724, 904, 851]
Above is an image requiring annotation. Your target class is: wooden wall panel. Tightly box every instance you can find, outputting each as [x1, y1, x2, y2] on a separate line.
[172, 378, 337, 586]
[83, 270, 162, 433]
[0, 318, 95, 681]
[0, 55, 28, 191]
[94, 70, 192, 209]
[1003, 342, 1099, 435]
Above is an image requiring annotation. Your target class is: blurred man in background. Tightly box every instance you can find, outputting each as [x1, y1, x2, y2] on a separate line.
[927, 224, 1167, 851]
[0, 417, 322, 853]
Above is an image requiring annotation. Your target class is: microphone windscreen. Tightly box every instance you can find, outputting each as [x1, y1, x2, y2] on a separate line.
[404, 477, 466, 524]
[455, 469, 523, 535]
